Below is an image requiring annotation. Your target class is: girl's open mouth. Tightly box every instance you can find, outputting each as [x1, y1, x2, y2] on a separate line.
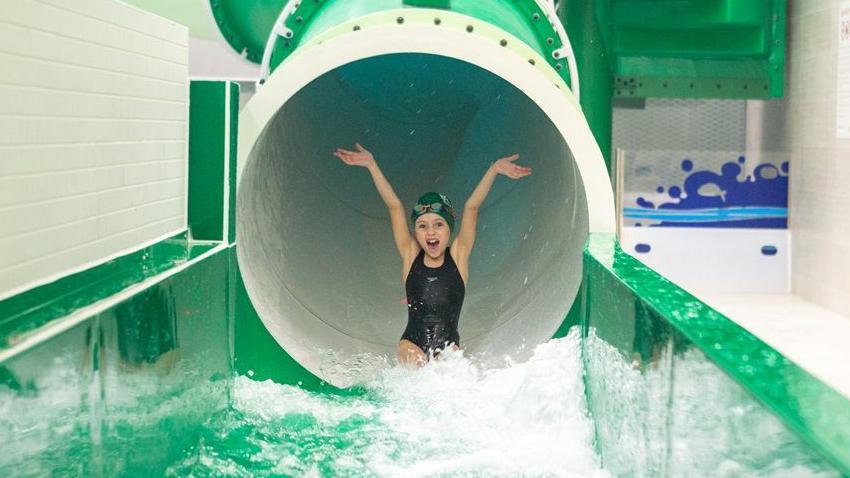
[426, 239, 440, 253]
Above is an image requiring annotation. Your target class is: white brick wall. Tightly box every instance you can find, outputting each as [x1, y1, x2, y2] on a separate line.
[767, 0, 850, 316]
[0, 0, 188, 298]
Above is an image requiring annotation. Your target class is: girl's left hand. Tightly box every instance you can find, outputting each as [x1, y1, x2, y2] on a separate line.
[492, 154, 532, 179]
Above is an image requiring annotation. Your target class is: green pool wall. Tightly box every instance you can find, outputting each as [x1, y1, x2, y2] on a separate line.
[0, 242, 233, 476]
[0, 232, 208, 349]
[581, 233, 850, 476]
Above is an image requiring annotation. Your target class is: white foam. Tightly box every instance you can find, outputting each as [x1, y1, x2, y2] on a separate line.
[219, 329, 608, 477]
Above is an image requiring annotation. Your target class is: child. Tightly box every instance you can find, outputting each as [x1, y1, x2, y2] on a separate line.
[334, 144, 531, 366]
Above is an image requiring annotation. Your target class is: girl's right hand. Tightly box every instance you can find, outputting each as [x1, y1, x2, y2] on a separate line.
[334, 143, 375, 168]
[492, 153, 532, 179]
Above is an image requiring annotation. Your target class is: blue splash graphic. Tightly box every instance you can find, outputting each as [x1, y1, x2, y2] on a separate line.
[626, 156, 789, 228]
[634, 243, 651, 254]
[761, 245, 779, 256]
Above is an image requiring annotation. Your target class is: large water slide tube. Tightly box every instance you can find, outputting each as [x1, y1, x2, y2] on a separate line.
[226, 0, 614, 386]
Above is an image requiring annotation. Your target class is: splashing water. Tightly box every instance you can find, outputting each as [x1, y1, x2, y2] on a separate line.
[167, 330, 608, 477]
[2, 327, 841, 476]
[583, 329, 841, 478]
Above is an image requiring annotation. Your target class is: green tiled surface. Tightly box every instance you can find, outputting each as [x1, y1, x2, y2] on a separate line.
[0, 232, 217, 349]
[582, 233, 850, 476]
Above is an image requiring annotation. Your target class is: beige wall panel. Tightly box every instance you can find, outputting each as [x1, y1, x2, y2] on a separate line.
[0, 141, 185, 175]
[0, 0, 188, 297]
[0, 86, 186, 121]
[37, 0, 188, 46]
[0, 54, 186, 101]
[0, 22, 187, 82]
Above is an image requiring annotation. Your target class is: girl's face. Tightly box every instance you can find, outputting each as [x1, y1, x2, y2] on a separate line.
[414, 213, 450, 259]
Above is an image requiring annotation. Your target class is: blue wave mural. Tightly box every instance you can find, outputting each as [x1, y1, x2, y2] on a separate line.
[626, 156, 789, 228]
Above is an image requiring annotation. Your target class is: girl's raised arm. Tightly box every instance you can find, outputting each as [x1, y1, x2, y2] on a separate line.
[334, 144, 418, 261]
[452, 154, 532, 261]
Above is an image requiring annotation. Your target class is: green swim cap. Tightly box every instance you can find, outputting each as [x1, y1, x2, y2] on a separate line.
[411, 192, 456, 230]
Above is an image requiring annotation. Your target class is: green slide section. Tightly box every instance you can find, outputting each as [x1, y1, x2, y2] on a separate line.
[207, 0, 785, 168]
[209, 0, 573, 83]
[209, 0, 785, 100]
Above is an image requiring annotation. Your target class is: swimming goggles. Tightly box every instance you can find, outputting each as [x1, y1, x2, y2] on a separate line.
[413, 202, 455, 218]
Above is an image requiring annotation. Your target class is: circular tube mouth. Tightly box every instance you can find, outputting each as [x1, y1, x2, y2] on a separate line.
[237, 14, 614, 387]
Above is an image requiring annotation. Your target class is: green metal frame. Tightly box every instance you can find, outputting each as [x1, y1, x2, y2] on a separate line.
[557, 0, 787, 167]
[561, 0, 613, 168]
[606, 0, 786, 99]
[188, 81, 239, 243]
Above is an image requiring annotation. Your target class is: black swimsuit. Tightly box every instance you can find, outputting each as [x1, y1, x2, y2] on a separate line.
[402, 248, 465, 356]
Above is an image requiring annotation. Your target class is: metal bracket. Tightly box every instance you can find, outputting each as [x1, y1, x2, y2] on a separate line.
[259, 0, 302, 84]
[531, 0, 579, 101]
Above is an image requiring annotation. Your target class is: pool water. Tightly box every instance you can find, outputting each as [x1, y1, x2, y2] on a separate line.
[165, 330, 607, 477]
[2, 327, 841, 477]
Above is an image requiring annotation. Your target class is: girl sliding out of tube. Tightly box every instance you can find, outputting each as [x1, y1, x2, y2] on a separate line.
[334, 144, 532, 366]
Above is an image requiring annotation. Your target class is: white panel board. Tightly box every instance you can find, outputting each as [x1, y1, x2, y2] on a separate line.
[620, 227, 789, 294]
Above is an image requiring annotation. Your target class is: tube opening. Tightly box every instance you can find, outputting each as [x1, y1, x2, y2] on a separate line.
[238, 53, 589, 385]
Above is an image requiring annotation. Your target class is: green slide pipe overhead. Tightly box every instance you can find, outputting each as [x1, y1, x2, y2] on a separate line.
[227, 0, 614, 387]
